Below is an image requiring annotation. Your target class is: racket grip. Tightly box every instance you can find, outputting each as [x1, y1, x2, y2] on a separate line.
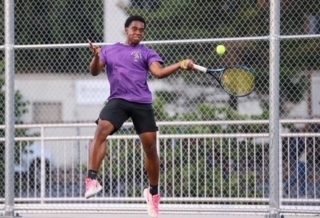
[193, 64, 207, 72]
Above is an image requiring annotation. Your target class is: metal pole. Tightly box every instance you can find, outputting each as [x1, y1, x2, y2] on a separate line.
[268, 0, 281, 217]
[4, 0, 15, 217]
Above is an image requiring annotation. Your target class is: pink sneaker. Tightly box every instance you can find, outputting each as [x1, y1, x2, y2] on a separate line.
[144, 188, 160, 218]
[85, 178, 102, 199]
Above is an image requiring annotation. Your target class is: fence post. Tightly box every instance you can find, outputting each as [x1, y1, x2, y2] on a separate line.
[4, 0, 15, 217]
[268, 0, 281, 218]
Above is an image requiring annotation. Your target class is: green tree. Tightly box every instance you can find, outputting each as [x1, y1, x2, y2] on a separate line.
[123, 0, 315, 115]
[0, 59, 3, 197]
[0, 0, 3, 45]
[13, 0, 104, 73]
[0, 60, 30, 197]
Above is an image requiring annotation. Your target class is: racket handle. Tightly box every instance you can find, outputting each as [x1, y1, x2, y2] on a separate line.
[193, 64, 207, 72]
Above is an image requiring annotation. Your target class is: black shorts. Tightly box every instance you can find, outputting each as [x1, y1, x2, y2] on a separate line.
[96, 99, 158, 134]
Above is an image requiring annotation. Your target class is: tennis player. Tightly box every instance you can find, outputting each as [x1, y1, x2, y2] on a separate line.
[86, 15, 194, 217]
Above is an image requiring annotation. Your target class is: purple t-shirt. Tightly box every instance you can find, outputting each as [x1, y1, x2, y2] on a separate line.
[100, 43, 164, 104]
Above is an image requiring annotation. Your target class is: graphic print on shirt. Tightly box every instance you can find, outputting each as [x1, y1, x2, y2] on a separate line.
[131, 51, 142, 62]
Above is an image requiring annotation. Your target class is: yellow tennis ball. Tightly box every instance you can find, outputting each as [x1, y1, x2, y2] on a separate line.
[216, 45, 226, 55]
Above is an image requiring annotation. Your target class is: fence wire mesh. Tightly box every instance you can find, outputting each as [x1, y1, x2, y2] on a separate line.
[0, 0, 320, 215]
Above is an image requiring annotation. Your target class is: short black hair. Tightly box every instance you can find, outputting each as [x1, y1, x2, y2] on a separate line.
[124, 15, 146, 28]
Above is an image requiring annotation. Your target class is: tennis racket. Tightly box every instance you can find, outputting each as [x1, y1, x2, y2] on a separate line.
[194, 64, 256, 97]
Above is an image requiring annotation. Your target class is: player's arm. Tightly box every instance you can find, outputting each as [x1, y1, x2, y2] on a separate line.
[150, 59, 194, 79]
[88, 40, 105, 76]
[90, 55, 105, 76]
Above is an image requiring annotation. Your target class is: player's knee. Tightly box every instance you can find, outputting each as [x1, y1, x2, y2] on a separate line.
[144, 143, 158, 157]
[97, 120, 114, 137]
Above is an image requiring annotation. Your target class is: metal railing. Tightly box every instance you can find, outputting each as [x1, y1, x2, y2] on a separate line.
[0, 120, 319, 215]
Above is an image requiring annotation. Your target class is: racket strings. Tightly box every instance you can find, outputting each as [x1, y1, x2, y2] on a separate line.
[221, 68, 255, 96]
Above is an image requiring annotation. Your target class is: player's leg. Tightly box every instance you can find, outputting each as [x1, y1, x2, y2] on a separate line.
[139, 132, 160, 217]
[89, 119, 115, 171]
[140, 132, 160, 218]
[131, 102, 160, 217]
[85, 99, 130, 199]
[140, 132, 159, 191]
[85, 119, 114, 199]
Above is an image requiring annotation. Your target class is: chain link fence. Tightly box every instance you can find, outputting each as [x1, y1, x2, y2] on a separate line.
[1, 0, 320, 216]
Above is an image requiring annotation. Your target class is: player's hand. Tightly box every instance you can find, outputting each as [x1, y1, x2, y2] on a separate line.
[88, 39, 101, 59]
[180, 59, 195, 70]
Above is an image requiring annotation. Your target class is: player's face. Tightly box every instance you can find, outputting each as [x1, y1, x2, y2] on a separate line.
[125, 21, 145, 46]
